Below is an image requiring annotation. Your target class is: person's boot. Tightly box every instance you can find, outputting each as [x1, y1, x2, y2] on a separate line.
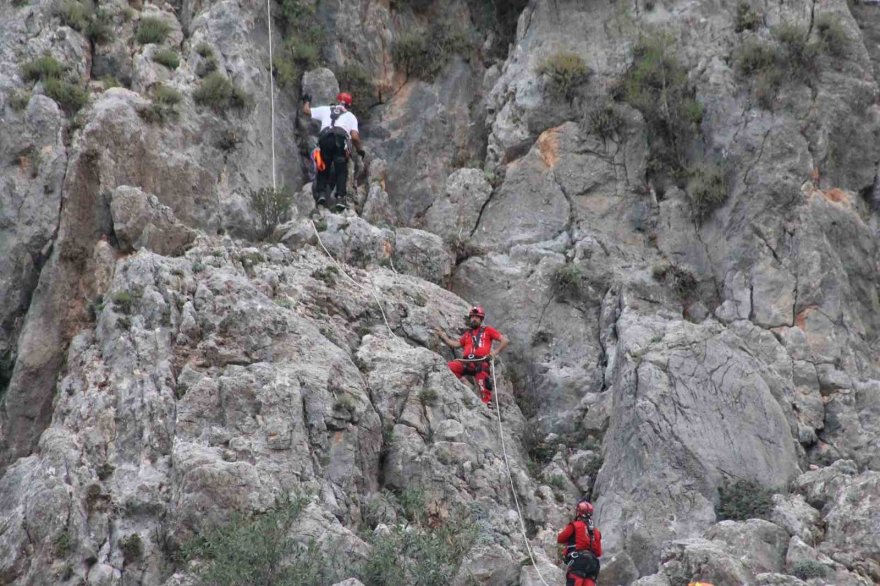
[334, 196, 348, 212]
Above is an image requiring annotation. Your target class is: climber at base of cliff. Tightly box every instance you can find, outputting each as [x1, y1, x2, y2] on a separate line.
[301, 91, 366, 213]
[434, 305, 509, 406]
[557, 499, 603, 586]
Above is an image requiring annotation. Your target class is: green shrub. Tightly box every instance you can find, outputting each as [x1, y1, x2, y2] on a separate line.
[85, 8, 114, 45]
[551, 263, 584, 301]
[154, 84, 182, 105]
[181, 495, 340, 586]
[359, 508, 477, 586]
[120, 534, 143, 564]
[153, 48, 180, 70]
[716, 480, 775, 521]
[584, 102, 624, 140]
[686, 162, 728, 222]
[734, 2, 762, 33]
[548, 474, 567, 490]
[136, 17, 171, 45]
[652, 262, 698, 301]
[250, 186, 294, 238]
[791, 559, 828, 580]
[776, 23, 821, 76]
[20, 55, 66, 82]
[334, 63, 377, 114]
[54, 531, 74, 556]
[10, 89, 31, 111]
[273, 0, 325, 86]
[100, 75, 121, 89]
[56, 0, 89, 31]
[196, 54, 219, 78]
[112, 290, 139, 314]
[142, 84, 182, 124]
[538, 52, 590, 101]
[195, 42, 214, 58]
[12, 0, 30, 6]
[392, 23, 469, 81]
[44, 77, 88, 113]
[193, 72, 252, 112]
[617, 32, 702, 179]
[396, 488, 426, 526]
[815, 14, 849, 57]
[417, 388, 438, 406]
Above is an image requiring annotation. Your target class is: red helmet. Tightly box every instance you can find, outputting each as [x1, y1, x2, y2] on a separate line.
[576, 500, 594, 517]
[468, 306, 485, 319]
[336, 92, 353, 106]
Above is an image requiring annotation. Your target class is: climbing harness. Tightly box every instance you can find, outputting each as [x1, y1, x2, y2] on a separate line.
[491, 358, 552, 586]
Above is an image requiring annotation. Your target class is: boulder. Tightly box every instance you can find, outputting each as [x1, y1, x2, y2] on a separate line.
[111, 186, 196, 256]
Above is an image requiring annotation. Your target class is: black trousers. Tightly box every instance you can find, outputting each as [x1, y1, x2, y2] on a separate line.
[316, 131, 349, 201]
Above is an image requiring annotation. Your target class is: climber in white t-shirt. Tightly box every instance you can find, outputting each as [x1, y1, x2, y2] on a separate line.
[302, 92, 365, 212]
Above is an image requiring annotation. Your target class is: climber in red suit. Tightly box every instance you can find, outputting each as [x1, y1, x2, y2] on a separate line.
[435, 306, 509, 405]
[557, 500, 602, 586]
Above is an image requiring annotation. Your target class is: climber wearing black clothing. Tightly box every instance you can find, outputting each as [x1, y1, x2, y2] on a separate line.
[302, 92, 365, 212]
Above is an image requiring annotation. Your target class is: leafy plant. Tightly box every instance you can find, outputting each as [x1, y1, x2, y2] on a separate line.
[44, 77, 88, 113]
[273, 0, 325, 87]
[250, 187, 294, 239]
[584, 101, 624, 140]
[616, 32, 702, 180]
[551, 263, 584, 301]
[334, 64, 377, 114]
[538, 52, 590, 101]
[392, 23, 470, 81]
[54, 531, 74, 556]
[815, 14, 849, 57]
[10, 89, 31, 111]
[359, 507, 477, 586]
[180, 494, 340, 586]
[100, 75, 121, 89]
[141, 84, 183, 124]
[417, 388, 439, 406]
[193, 72, 252, 112]
[652, 262, 698, 301]
[136, 17, 171, 45]
[120, 534, 143, 565]
[686, 162, 728, 222]
[791, 559, 827, 580]
[153, 48, 180, 70]
[734, 2, 761, 33]
[20, 55, 66, 82]
[716, 479, 776, 521]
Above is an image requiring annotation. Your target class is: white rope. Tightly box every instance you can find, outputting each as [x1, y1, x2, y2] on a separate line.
[310, 219, 397, 338]
[265, 0, 277, 190]
[491, 357, 552, 586]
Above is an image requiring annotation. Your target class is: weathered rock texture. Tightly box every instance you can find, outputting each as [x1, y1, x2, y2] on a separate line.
[1, 0, 879, 585]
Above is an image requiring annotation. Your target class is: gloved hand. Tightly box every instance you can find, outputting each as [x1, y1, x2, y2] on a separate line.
[357, 148, 366, 158]
[302, 93, 312, 103]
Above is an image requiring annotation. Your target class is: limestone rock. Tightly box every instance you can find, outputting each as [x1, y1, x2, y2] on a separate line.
[111, 186, 197, 256]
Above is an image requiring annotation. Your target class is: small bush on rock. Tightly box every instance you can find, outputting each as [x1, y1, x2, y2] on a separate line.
[584, 101, 624, 140]
[141, 84, 182, 124]
[120, 534, 143, 564]
[538, 51, 590, 101]
[273, 0, 325, 87]
[20, 55, 66, 82]
[686, 162, 728, 222]
[153, 48, 180, 70]
[250, 186, 294, 239]
[334, 63, 377, 114]
[815, 14, 849, 57]
[716, 479, 775, 521]
[136, 17, 171, 45]
[181, 494, 339, 586]
[551, 263, 585, 301]
[734, 2, 762, 32]
[193, 72, 252, 112]
[392, 23, 469, 81]
[616, 32, 702, 180]
[44, 77, 89, 113]
[791, 559, 827, 580]
[10, 89, 31, 111]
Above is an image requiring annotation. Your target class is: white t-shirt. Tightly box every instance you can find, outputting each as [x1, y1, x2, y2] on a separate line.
[311, 105, 359, 137]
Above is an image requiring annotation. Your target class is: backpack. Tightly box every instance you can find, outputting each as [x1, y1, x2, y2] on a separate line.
[565, 521, 600, 580]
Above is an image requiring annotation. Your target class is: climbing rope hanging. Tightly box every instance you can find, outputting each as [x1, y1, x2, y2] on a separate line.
[266, 0, 277, 190]
[491, 357, 552, 586]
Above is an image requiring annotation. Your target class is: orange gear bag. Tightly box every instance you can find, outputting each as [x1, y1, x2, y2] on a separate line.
[312, 147, 326, 172]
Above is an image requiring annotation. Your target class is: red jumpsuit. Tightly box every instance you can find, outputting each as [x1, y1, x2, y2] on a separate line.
[447, 326, 502, 404]
[557, 520, 602, 586]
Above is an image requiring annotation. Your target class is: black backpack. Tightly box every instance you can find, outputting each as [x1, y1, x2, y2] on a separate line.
[566, 522, 600, 580]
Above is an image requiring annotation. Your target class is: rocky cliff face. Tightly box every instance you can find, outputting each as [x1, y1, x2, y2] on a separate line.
[1, 0, 879, 585]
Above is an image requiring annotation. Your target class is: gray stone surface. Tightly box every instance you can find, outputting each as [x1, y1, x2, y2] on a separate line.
[111, 186, 197, 256]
